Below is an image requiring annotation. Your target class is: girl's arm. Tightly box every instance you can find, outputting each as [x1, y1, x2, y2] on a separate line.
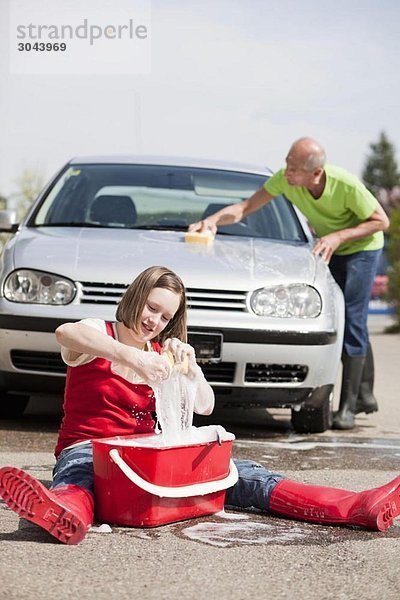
[191, 364, 215, 415]
[55, 322, 170, 384]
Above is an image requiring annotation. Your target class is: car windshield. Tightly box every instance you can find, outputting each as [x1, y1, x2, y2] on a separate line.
[30, 164, 306, 241]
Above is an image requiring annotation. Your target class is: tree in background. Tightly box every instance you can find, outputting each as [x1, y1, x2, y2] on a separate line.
[0, 169, 44, 255]
[11, 168, 45, 221]
[0, 194, 9, 254]
[387, 208, 400, 330]
[362, 131, 400, 331]
[362, 131, 400, 213]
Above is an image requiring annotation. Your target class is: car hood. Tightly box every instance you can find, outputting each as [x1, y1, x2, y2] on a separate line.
[12, 228, 317, 290]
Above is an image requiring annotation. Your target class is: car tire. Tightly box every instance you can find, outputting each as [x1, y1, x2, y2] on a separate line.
[291, 386, 333, 433]
[0, 393, 30, 419]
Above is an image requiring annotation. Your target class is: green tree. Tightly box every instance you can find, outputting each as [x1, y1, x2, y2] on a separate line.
[362, 132, 400, 331]
[387, 200, 400, 332]
[362, 131, 400, 211]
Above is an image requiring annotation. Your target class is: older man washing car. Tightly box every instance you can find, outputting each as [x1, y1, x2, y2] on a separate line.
[189, 137, 389, 430]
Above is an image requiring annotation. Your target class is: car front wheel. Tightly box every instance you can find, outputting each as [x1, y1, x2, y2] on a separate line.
[291, 385, 333, 433]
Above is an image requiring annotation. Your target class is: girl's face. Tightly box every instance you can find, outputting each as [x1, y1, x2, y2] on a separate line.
[139, 287, 181, 342]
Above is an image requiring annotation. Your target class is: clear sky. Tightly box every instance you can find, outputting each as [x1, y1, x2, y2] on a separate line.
[0, 0, 399, 196]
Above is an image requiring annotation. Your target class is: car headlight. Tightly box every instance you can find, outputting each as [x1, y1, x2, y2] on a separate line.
[4, 269, 76, 305]
[250, 284, 322, 318]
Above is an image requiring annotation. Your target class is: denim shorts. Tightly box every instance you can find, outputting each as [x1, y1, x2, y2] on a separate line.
[226, 459, 284, 512]
[52, 443, 94, 494]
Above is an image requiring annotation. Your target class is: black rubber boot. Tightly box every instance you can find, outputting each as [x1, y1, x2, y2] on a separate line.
[332, 354, 366, 430]
[355, 343, 378, 415]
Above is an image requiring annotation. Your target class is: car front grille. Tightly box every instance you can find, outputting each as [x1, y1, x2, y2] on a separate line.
[186, 289, 247, 312]
[11, 350, 66, 373]
[11, 351, 307, 385]
[10, 351, 236, 383]
[79, 282, 248, 311]
[79, 282, 127, 305]
[245, 363, 308, 383]
[199, 362, 236, 383]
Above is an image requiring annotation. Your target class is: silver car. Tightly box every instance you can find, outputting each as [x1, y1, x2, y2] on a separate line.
[0, 156, 344, 432]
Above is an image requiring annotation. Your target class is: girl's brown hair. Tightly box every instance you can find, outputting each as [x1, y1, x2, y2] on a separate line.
[116, 266, 187, 344]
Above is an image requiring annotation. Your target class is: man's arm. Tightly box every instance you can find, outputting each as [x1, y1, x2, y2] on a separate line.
[188, 186, 275, 235]
[313, 203, 390, 263]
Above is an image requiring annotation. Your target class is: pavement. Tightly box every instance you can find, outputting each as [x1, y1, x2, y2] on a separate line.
[0, 327, 400, 600]
[367, 310, 397, 335]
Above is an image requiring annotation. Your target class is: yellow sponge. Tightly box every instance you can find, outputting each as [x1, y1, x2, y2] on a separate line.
[162, 350, 189, 374]
[184, 231, 213, 245]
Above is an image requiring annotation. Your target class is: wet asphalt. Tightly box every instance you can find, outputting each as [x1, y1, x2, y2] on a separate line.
[1, 329, 400, 599]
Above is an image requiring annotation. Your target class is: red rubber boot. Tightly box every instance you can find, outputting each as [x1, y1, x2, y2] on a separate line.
[269, 476, 400, 531]
[0, 466, 94, 544]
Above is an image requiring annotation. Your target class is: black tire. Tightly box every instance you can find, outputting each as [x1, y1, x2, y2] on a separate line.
[291, 386, 333, 433]
[0, 393, 30, 419]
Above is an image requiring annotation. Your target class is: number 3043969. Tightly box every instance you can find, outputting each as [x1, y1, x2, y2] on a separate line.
[18, 42, 67, 51]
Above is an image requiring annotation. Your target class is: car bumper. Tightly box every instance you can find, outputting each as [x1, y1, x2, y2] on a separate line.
[0, 313, 341, 404]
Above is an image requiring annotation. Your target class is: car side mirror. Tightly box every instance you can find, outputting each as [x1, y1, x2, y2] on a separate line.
[0, 210, 19, 233]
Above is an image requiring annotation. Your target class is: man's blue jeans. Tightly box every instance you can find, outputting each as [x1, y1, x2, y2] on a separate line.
[329, 249, 381, 356]
[52, 444, 284, 512]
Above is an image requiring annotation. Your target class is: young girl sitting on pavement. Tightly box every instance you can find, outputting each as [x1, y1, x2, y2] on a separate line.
[0, 265, 399, 544]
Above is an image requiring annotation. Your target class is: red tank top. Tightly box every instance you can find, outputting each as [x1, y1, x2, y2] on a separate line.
[55, 321, 160, 457]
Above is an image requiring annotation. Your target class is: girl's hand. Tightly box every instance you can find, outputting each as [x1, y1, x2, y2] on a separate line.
[162, 338, 215, 414]
[162, 338, 196, 374]
[129, 349, 172, 384]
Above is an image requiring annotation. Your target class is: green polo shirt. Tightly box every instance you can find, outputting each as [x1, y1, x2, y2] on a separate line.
[264, 165, 383, 255]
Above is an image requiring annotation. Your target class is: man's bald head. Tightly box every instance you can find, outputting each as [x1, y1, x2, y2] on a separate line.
[287, 137, 326, 172]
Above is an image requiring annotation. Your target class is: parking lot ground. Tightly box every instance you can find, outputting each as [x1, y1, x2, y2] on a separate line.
[0, 331, 400, 600]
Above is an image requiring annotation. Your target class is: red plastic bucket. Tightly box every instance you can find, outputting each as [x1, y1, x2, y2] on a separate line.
[92, 426, 237, 527]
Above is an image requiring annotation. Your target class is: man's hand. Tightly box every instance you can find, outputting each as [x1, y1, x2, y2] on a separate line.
[312, 232, 342, 263]
[312, 206, 389, 264]
[188, 188, 274, 237]
[188, 218, 217, 236]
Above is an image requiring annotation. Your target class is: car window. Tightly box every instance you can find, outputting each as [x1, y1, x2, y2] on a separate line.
[31, 164, 307, 242]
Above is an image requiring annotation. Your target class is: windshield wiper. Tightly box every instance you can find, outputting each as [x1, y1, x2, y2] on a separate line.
[36, 223, 191, 231]
[36, 222, 111, 228]
[132, 225, 188, 231]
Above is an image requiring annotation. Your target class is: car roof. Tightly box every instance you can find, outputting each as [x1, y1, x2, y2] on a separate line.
[68, 155, 273, 177]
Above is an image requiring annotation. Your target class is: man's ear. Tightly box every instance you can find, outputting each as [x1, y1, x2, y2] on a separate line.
[313, 167, 324, 179]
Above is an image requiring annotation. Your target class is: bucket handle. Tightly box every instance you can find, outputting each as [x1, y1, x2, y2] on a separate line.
[109, 448, 238, 498]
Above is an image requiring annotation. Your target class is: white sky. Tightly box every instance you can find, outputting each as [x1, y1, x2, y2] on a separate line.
[0, 0, 399, 196]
